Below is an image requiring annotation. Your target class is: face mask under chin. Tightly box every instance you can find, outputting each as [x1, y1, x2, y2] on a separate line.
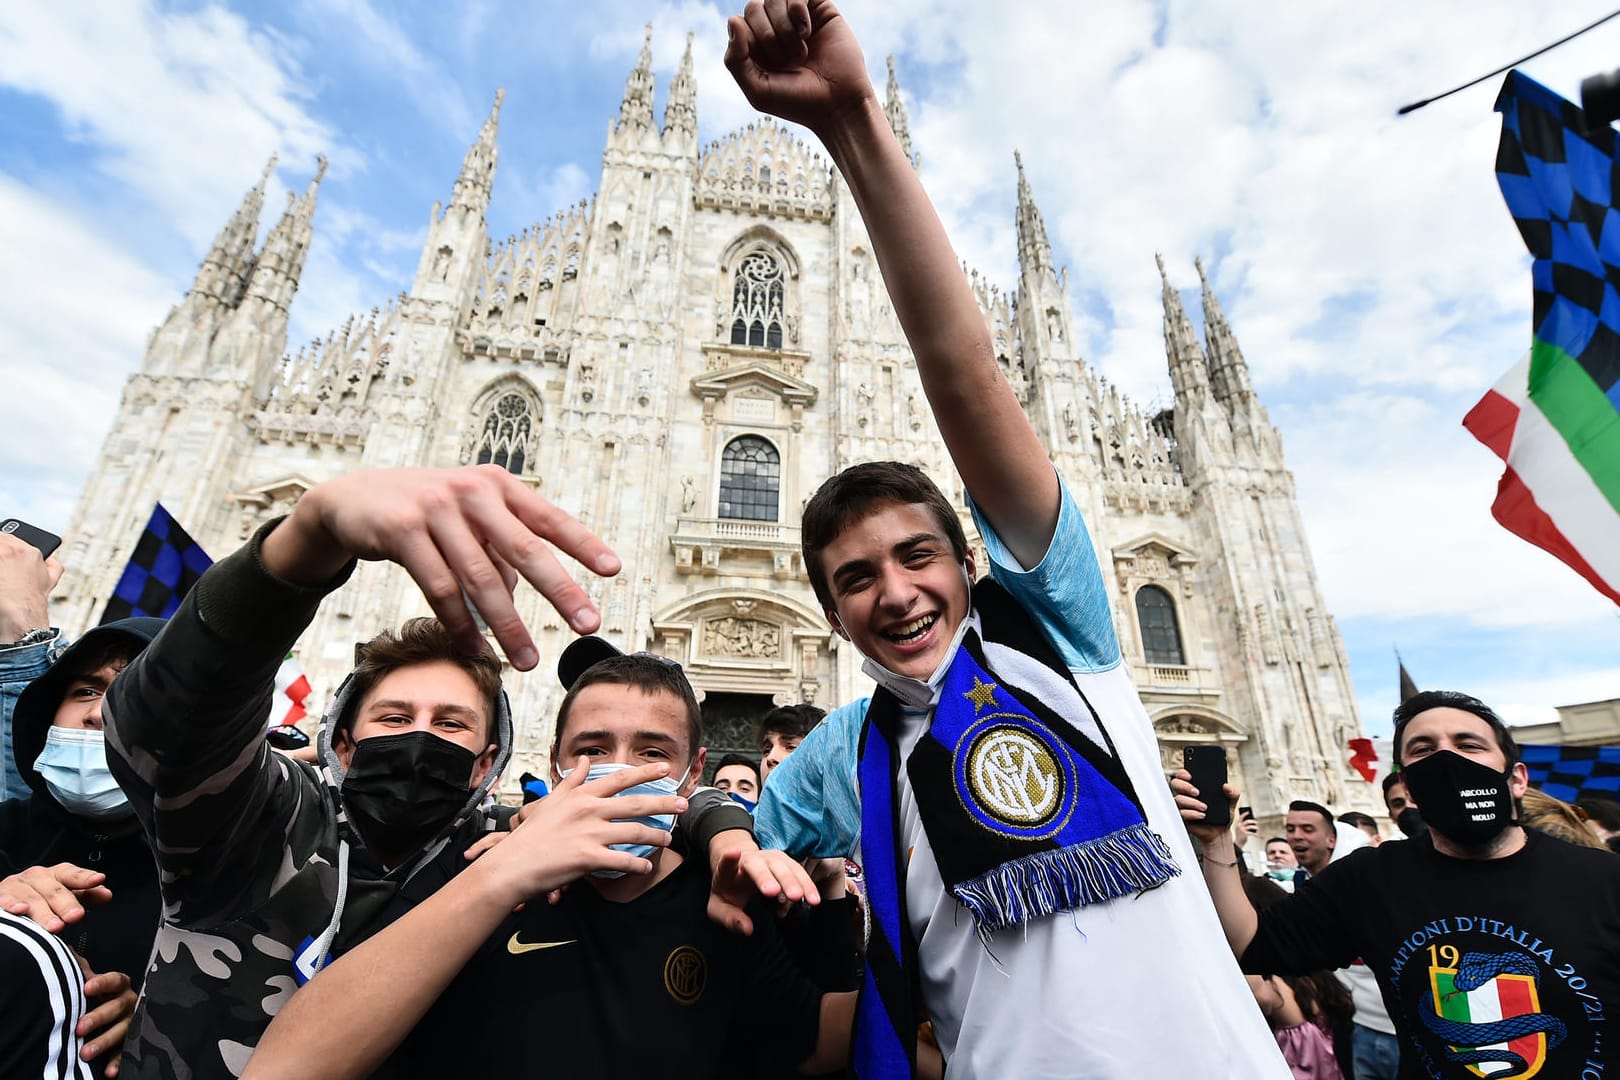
[856, 610, 978, 710]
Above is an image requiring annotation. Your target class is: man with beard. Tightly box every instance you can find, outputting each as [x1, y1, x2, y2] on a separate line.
[102, 466, 746, 1079]
[1177, 690, 1620, 1078]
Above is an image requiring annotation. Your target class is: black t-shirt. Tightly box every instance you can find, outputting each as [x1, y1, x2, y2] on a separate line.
[394, 860, 826, 1079]
[1243, 830, 1620, 1079]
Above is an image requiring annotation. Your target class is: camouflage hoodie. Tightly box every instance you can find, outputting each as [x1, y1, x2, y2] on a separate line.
[103, 522, 514, 1080]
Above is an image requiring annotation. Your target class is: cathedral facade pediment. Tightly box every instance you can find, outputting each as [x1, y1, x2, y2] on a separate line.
[691, 348, 817, 429]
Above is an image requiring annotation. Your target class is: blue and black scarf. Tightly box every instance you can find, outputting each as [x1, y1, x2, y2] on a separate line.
[853, 579, 1179, 1078]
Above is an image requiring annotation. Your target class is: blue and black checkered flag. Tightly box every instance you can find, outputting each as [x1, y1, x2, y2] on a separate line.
[1521, 743, 1620, 804]
[99, 504, 213, 624]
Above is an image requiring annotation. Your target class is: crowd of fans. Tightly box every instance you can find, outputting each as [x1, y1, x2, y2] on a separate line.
[4, 3, 1619, 1078]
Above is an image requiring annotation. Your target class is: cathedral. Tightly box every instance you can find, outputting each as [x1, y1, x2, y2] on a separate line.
[54, 30, 1378, 821]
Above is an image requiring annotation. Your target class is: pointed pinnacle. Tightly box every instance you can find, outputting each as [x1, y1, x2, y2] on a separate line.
[260, 154, 279, 185]
[313, 155, 329, 185]
[1155, 252, 1167, 280]
[1195, 255, 1208, 285]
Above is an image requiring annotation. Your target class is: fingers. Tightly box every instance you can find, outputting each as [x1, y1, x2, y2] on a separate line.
[570, 759, 672, 797]
[427, 508, 529, 662]
[78, 974, 135, 1063]
[393, 529, 482, 656]
[762, 0, 808, 61]
[496, 477, 620, 641]
[463, 830, 508, 861]
[82, 969, 131, 1000]
[707, 892, 756, 937]
[0, 865, 106, 932]
[45, 555, 65, 590]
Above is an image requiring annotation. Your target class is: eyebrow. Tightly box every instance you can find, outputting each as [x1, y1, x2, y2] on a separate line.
[565, 728, 680, 747]
[364, 699, 482, 722]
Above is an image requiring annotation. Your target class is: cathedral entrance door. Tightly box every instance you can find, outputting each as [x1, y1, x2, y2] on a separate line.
[699, 690, 776, 783]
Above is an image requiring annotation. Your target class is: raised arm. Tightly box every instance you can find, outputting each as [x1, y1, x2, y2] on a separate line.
[725, 0, 1060, 566]
[242, 761, 684, 1080]
[1170, 773, 1258, 957]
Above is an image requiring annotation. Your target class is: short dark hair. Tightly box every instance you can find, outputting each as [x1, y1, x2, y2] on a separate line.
[346, 618, 501, 741]
[553, 653, 703, 761]
[800, 461, 969, 611]
[1288, 800, 1335, 831]
[715, 753, 760, 785]
[1263, 836, 1289, 848]
[60, 637, 142, 689]
[1392, 690, 1519, 769]
[757, 703, 825, 752]
[1338, 811, 1378, 832]
[1579, 797, 1620, 832]
[1381, 771, 1406, 796]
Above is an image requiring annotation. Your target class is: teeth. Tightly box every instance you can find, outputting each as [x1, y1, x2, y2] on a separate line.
[888, 615, 936, 642]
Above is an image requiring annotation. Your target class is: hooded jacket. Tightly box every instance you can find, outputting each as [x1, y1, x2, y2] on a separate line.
[0, 618, 165, 992]
[103, 522, 514, 1080]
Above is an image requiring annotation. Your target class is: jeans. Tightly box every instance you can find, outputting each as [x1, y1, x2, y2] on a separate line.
[1351, 1023, 1400, 1080]
[0, 632, 62, 802]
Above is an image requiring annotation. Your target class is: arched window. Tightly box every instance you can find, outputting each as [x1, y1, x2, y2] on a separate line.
[728, 251, 786, 350]
[1135, 585, 1184, 666]
[475, 392, 535, 476]
[718, 436, 780, 522]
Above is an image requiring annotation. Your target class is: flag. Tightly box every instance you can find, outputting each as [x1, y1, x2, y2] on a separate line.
[1347, 737, 1379, 784]
[273, 654, 312, 729]
[100, 504, 214, 623]
[1463, 71, 1620, 607]
[1520, 743, 1620, 804]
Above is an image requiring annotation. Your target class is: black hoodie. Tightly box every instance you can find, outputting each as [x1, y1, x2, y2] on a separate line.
[0, 618, 165, 992]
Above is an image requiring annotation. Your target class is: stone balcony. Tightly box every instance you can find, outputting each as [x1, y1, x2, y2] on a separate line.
[1132, 662, 1221, 703]
[671, 516, 802, 578]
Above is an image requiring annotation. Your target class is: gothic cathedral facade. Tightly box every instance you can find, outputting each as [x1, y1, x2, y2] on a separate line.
[53, 32, 1377, 820]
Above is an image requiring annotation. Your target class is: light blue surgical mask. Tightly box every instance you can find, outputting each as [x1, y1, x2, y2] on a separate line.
[35, 728, 132, 822]
[557, 760, 683, 878]
[727, 792, 758, 814]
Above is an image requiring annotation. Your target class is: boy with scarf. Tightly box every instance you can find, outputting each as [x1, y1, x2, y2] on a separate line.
[101, 466, 749, 1079]
[726, 2, 1291, 1076]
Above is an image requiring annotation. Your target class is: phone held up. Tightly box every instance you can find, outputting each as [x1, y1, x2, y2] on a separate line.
[0, 519, 61, 560]
[1182, 744, 1231, 828]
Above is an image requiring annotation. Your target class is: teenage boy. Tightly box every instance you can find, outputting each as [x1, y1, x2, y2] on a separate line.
[243, 642, 860, 1080]
[1177, 690, 1620, 1078]
[715, 752, 762, 809]
[726, 3, 1288, 1076]
[759, 703, 824, 781]
[99, 466, 710, 1079]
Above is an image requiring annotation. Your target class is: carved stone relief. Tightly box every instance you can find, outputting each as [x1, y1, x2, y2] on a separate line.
[702, 616, 781, 659]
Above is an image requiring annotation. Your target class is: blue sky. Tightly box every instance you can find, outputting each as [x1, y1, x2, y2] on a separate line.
[1, 0, 1617, 736]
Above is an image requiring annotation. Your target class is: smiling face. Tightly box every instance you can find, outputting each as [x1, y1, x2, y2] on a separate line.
[335, 660, 498, 789]
[550, 682, 703, 796]
[818, 501, 975, 681]
[1285, 809, 1336, 874]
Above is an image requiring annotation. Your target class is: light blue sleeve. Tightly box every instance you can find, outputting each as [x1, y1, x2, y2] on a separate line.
[968, 477, 1121, 673]
[754, 698, 867, 860]
[0, 632, 64, 803]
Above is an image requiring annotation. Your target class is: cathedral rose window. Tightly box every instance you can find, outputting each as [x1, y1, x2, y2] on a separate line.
[718, 435, 781, 522]
[1135, 584, 1185, 666]
[729, 251, 786, 350]
[475, 392, 534, 476]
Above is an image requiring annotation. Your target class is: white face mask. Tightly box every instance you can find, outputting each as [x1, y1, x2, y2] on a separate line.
[34, 728, 132, 822]
[853, 610, 978, 710]
[556, 760, 685, 878]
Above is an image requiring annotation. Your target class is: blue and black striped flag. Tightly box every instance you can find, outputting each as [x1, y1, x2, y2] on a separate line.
[99, 504, 213, 624]
[1521, 742, 1620, 804]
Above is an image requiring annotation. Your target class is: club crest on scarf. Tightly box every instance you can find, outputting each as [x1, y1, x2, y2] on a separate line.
[952, 675, 1079, 838]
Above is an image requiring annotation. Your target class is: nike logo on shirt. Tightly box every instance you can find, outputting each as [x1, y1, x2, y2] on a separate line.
[507, 935, 578, 956]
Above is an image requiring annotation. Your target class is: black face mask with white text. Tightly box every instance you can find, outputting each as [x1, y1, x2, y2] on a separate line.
[1397, 749, 1515, 847]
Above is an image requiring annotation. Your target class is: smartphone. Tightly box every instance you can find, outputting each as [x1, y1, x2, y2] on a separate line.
[1183, 744, 1231, 827]
[0, 519, 61, 559]
[1239, 805, 1254, 821]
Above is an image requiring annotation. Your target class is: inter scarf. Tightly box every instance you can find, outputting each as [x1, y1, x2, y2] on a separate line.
[853, 579, 1179, 1078]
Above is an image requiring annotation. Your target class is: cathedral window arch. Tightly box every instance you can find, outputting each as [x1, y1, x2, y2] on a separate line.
[717, 435, 781, 522]
[1135, 585, 1184, 666]
[473, 387, 540, 477]
[728, 249, 787, 350]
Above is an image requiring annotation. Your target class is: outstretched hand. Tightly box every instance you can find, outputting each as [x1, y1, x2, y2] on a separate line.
[724, 0, 874, 135]
[468, 758, 686, 907]
[263, 466, 620, 670]
[0, 863, 113, 934]
[1169, 769, 1242, 846]
[706, 832, 819, 935]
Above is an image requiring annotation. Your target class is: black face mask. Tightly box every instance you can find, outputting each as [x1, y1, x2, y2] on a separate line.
[1398, 750, 1515, 847]
[1395, 806, 1428, 839]
[340, 731, 479, 857]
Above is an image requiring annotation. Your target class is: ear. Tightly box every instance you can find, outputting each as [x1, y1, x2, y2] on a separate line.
[1509, 761, 1530, 801]
[549, 749, 563, 786]
[333, 727, 357, 770]
[470, 742, 499, 790]
[681, 746, 708, 796]
[963, 548, 977, 581]
[824, 606, 849, 641]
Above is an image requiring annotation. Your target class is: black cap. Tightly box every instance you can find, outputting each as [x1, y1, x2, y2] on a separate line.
[556, 636, 624, 690]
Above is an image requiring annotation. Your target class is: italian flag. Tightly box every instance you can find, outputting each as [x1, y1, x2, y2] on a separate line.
[1430, 967, 1547, 1077]
[272, 654, 312, 729]
[1464, 344, 1620, 607]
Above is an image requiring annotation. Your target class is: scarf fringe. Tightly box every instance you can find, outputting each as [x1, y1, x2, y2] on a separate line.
[952, 822, 1181, 936]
